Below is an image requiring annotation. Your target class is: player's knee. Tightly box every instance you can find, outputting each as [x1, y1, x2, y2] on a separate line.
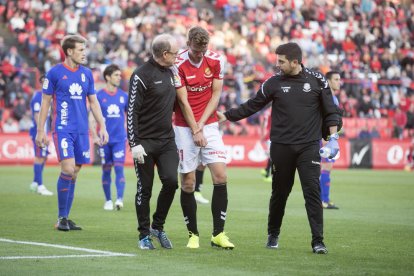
[212, 174, 227, 184]
[181, 180, 195, 193]
[61, 166, 75, 177]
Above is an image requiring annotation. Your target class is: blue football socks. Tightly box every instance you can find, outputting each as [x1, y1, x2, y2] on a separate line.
[320, 170, 331, 203]
[57, 172, 72, 218]
[114, 165, 125, 200]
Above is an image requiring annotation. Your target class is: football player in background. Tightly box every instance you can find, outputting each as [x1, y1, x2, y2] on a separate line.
[90, 64, 128, 211]
[29, 74, 53, 196]
[320, 71, 341, 209]
[36, 35, 108, 231]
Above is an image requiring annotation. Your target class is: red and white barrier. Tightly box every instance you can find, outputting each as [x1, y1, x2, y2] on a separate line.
[0, 133, 411, 169]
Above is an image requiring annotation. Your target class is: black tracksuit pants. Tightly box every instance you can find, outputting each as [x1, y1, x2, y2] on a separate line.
[133, 138, 179, 240]
[268, 141, 324, 244]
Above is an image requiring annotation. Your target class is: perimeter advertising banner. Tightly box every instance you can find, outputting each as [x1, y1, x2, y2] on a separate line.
[0, 134, 411, 169]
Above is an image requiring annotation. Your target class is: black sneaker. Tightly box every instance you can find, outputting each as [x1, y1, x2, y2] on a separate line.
[266, 234, 279, 249]
[55, 217, 70, 231]
[312, 241, 328, 254]
[150, 228, 173, 249]
[68, 219, 82, 230]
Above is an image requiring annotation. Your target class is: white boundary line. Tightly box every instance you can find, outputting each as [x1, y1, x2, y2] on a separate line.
[0, 238, 136, 260]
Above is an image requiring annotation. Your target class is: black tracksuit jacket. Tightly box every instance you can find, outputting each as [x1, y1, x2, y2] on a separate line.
[224, 65, 342, 143]
[127, 57, 176, 148]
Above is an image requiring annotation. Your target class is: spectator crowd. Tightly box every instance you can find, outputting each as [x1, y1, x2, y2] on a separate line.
[0, 0, 413, 139]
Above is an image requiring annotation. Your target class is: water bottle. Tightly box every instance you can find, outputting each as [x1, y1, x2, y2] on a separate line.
[319, 147, 331, 158]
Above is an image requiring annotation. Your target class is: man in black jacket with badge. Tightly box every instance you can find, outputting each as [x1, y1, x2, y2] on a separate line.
[127, 34, 179, 250]
[217, 42, 342, 254]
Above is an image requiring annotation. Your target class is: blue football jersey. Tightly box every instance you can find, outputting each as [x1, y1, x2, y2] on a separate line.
[97, 88, 127, 143]
[29, 91, 50, 139]
[43, 63, 95, 134]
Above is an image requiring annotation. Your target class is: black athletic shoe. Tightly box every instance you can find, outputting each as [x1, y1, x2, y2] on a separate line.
[312, 241, 328, 254]
[150, 228, 172, 249]
[55, 217, 70, 231]
[266, 234, 279, 249]
[68, 219, 82, 230]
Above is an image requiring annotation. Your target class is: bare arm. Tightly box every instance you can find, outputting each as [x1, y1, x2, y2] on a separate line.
[88, 111, 100, 145]
[35, 94, 52, 147]
[88, 94, 108, 145]
[198, 78, 223, 129]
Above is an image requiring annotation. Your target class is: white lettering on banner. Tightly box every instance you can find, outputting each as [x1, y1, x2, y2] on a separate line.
[352, 145, 370, 165]
[247, 141, 268, 162]
[224, 145, 244, 163]
[1, 138, 57, 161]
[2, 140, 34, 159]
[387, 145, 404, 164]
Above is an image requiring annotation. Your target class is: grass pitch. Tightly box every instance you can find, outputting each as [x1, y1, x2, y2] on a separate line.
[0, 166, 413, 275]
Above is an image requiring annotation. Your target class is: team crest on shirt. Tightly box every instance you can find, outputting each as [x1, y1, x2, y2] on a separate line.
[303, 83, 311, 93]
[120, 96, 124, 104]
[81, 73, 86, 82]
[204, 67, 212, 78]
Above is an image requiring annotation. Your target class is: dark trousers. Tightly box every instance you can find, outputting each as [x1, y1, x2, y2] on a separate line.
[133, 138, 179, 239]
[268, 141, 323, 244]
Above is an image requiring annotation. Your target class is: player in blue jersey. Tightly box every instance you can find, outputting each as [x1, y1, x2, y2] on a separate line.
[36, 35, 109, 231]
[320, 71, 341, 210]
[29, 75, 53, 196]
[90, 64, 128, 211]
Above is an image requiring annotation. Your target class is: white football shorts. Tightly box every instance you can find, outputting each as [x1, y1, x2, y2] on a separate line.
[174, 122, 227, 173]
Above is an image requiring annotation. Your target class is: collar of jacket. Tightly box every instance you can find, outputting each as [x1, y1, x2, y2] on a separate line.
[149, 56, 168, 72]
[280, 64, 306, 79]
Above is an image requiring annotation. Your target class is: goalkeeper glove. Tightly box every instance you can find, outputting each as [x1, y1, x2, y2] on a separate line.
[320, 133, 339, 159]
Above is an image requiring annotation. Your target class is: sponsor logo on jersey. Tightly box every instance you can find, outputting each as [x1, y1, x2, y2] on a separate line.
[43, 78, 49, 89]
[107, 104, 121, 118]
[61, 101, 68, 126]
[204, 67, 212, 78]
[186, 75, 196, 79]
[69, 83, 83, 99]
[186, 81, 212, 92]
[281, 86, 291, 93]
[303, 83, 311, 92]
[114, 150, 125, 159]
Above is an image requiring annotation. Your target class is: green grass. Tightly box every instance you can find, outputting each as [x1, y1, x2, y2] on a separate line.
[0, 166, 413, 275]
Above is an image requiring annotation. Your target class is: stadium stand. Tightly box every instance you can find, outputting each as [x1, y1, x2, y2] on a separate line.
[0, 0, 413, 139]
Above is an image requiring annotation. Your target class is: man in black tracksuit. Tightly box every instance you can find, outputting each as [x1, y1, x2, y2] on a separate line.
[127, 34, 180, 250]
[218, 42, 342, 254]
